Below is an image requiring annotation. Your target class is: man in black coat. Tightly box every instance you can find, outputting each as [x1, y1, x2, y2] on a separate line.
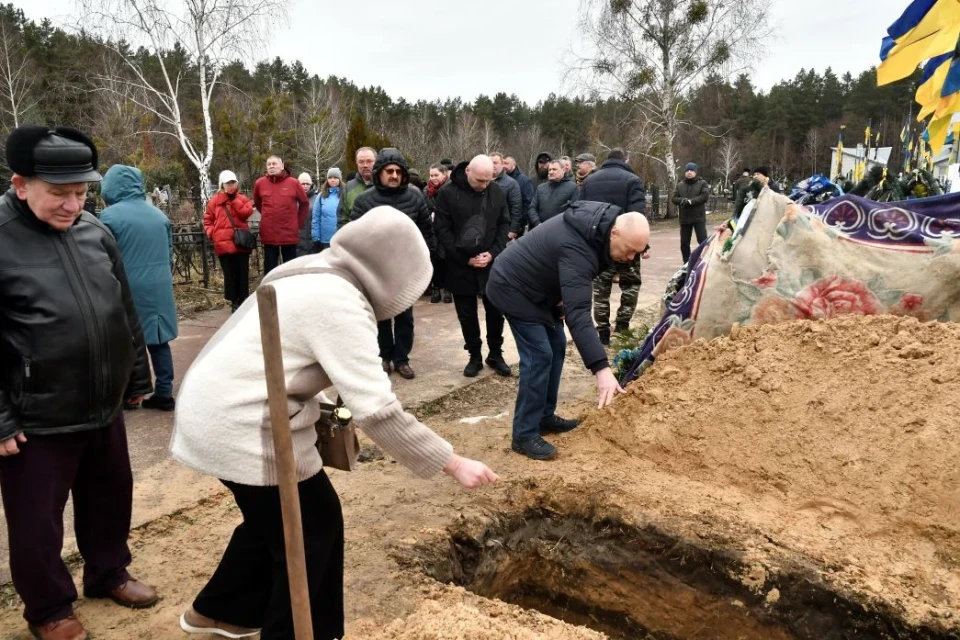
[672, 162, 711, 263]
[434, 155, 512, 378]
[504, 154, 534, 238]
[486, 203, 650, 460]
[351, 147, 435, 380]
[528, 159, 579, 227]
[580, 148, 649, 344]
[0, 126, 159, 640]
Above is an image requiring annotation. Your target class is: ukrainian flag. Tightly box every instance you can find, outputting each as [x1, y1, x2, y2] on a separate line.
[879, 0, 960, 85]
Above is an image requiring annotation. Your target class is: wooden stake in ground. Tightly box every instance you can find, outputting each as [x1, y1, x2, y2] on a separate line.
[257, 285, 315, 640]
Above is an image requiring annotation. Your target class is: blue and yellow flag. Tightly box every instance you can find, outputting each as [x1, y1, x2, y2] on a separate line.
[880, 0, 960, 154]
[879, 0, 960, 85]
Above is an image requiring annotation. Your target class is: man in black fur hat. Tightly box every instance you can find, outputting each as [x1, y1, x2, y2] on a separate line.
[0, 125, 159, 640]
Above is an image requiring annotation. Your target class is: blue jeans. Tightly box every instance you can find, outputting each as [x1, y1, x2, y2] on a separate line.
[507, 318, 566, 442]
[147, 343, 174, 398]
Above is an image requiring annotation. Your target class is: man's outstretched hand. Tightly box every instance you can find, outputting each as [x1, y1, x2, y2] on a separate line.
[595, 367, 626, 408]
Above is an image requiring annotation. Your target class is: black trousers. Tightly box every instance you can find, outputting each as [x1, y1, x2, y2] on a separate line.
[0, 415, 133, 625]
[193, 471, 345, 640]
[378, 306, 415, 366]
[263, 244, 298, 274]
[219, 253, 250, 305]
[430, 251, 446, 289]
[680, 221, 708, 264]
[453, 293, 505, 358]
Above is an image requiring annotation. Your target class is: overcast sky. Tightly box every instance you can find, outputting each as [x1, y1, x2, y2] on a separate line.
[24, 0, 908, 104]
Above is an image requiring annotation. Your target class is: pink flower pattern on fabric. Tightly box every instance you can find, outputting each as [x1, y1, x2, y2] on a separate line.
[751, 295, 802, 325]
[793, 276, 882, 319]
[651, 326, 692, 357]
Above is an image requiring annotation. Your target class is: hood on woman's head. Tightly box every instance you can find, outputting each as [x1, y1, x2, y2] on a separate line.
[324, 206, 432, 321]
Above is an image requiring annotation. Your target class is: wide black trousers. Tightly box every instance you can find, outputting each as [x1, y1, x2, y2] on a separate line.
[0, 415, 134, 625]
[192, 471, 345, 640]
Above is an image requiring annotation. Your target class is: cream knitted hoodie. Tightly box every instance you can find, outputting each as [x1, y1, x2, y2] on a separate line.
[170, 206, 453, 486]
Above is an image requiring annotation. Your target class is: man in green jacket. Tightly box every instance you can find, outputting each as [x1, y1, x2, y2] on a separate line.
[337, 146, 377, 228]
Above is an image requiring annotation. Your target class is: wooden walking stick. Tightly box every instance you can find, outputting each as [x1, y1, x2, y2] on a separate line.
[257, 285, 315, 640]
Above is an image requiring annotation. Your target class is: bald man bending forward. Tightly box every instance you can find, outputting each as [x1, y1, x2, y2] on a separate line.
[486, 203, 650, 460]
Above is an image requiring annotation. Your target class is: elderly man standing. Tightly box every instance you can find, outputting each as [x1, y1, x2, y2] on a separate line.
[253, 155, 309, 273]
[434, 155, 512, 378]
[99, 165, 179, 412]
[337, 146, 377, 228]
[574, 153, 596, 187]
[350, 148, 434, 380]
[528, 159, 579, 228]
[0, 126, 158, 640]
[487, 204, 650, 460]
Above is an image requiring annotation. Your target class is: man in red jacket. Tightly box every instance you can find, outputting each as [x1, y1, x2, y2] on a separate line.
[253, 155, 309, 273]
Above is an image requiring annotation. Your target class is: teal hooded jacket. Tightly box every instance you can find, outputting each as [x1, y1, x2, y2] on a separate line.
[99, 165, 178, 345]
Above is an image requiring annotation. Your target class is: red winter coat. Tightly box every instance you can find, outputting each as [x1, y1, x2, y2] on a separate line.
[204, 191, 255, 255]
[252, 171, 309, 245]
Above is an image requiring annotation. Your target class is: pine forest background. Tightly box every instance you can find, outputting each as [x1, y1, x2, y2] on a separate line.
[0, 3, 920, 207]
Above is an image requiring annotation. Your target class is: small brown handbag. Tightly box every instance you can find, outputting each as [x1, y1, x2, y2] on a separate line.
[316, 397, 360, 472]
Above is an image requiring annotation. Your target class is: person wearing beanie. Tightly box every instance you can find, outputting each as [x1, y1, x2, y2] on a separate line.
[296, 172, 319, 257]
[172, 206, 499, 640]
[350, 148, 436, 380]
[312, 167, 343, 251]
[99, 165, 179, 412]
[733, 166, 780, 219]
[0, 125, 158, 640]
[531, 151, 553, 189]
[204, 170, 256, 312]
[672, 162, 711, 263]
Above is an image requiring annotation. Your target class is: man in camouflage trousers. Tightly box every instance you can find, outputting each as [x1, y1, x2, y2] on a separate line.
[593, 258, 643, 344]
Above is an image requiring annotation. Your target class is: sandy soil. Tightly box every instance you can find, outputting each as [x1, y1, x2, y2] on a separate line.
[1, 317, 958, 639]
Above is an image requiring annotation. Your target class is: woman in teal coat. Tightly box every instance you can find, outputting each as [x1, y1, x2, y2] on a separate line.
[99, 165, 179, 411]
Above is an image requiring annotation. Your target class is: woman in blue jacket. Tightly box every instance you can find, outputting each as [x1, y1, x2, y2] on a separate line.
[312, 168, 341, 251]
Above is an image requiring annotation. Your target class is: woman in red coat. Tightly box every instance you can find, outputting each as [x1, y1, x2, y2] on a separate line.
[204, 170, 254, 312]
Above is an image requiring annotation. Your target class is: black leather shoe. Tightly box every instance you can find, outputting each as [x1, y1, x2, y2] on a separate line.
[540, 415, 579, 434]
[485, 354, 511, 377]
[430, 287, 442, 304]
[463, 358, 483, 378]
[142, 395, 176, 411]
[511, 437, 558, 460]
[442, 290, 453, 303]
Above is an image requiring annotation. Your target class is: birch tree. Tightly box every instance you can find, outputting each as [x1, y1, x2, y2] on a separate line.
[576, 0, 770, 212]
[803, 128, 821, 176]
[718, 135, 741, 189]
[0, 10, 38, 130]
[299, 78, 346, 179]
[79, 0, 285, 202]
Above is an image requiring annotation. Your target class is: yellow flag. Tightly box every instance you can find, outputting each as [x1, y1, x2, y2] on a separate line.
[916, 56, 953, 120]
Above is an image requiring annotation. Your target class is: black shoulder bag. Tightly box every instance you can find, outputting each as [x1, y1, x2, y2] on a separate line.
[222, 201, 257, 251]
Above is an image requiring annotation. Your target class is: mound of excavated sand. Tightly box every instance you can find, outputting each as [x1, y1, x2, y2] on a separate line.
[365, 584, 606, 640]
[582, 314, 959, 627]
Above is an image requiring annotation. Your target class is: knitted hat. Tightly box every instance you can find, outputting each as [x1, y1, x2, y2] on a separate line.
[753, 166, 770, 178]
[327, 167, 342, 180]
[324, 206, 432, 321]
[6, 125, 101, 184]
[218, 170, 238, 187]
[684, 162, 698, 172]
[297, 172, 313, 185]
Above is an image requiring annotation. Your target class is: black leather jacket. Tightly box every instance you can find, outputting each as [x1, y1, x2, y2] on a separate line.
[0, 189, 152, 440]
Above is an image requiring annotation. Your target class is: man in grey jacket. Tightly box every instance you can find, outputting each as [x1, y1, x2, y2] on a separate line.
[491, 153, 522, 238]
[528, 160, 579, 227]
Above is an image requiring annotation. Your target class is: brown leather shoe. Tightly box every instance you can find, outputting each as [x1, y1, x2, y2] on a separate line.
[180, 606, 260, 638]
[29, 615, 88, 640]
[85, 579, 158, 609]
[381, 360, 392, 374]
[395, 363, 415, 379]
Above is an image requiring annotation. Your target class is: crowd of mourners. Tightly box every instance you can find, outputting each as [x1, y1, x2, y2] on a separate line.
[0, 123, 786, 640]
